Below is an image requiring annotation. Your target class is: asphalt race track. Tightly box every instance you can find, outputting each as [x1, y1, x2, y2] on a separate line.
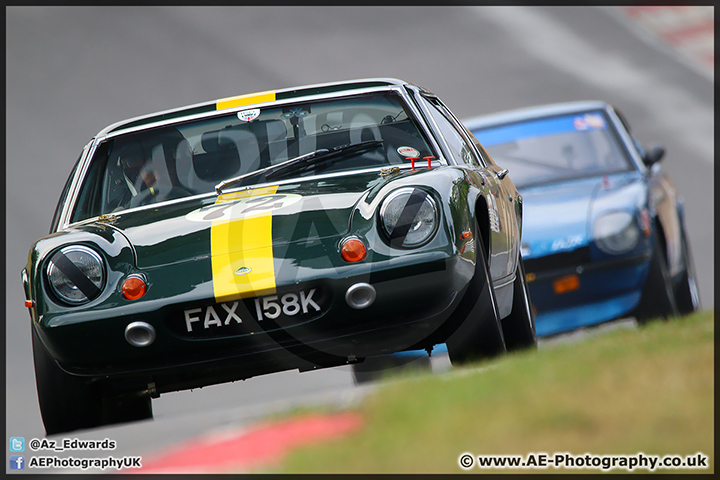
[5, 6, 713, 473]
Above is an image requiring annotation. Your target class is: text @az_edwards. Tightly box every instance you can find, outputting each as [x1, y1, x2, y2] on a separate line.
[28, 437, 116, 452]
[8, 437, 141, 472]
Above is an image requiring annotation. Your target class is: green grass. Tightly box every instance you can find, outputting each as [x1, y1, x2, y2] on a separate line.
[276, 311, 714, 474]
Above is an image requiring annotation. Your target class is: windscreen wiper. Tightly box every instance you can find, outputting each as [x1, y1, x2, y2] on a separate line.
[216, 139, 383, 194]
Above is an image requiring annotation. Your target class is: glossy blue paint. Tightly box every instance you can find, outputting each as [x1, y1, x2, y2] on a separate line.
[534, 291, 642, 337]
[509, 171, 653, 337]
[465, 102, 662, 336]
[528, 260, 650, 336]
[520, 171, 647, 259]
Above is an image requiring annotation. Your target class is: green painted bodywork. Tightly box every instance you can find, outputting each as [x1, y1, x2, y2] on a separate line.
[26, 166, 483, 381]
[24, 78, 522, 396]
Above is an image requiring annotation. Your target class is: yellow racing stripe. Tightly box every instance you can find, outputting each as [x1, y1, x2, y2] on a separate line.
[211, 186, 279, 302]
[216, 91, 276, 110]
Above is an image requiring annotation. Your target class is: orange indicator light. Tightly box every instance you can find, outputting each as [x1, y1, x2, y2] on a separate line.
[553, 274, 580, 294]
[640, 209, 652, 237]
[122, 276, 147, 300]
[24, 300, 35, 308]
[341, 238, 367, 263]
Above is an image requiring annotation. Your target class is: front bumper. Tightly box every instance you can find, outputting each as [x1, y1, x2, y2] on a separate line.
[37, 251, 475, 392]
[524, 251, 652, 336]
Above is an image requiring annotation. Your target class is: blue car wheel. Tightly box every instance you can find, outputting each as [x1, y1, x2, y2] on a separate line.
[634, 233, 679, 323]
[674, 229, 700, 315]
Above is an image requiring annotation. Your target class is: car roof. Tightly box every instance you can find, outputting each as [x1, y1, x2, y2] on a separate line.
[98, 77, 413, 137]
[462, 101, 612, 130]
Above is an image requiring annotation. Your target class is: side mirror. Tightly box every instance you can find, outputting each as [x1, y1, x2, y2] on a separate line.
[643, 144, 666, 166]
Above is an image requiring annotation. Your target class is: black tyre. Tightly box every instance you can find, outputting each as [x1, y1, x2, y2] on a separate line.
[500, 254, 537, 352]
[634, 232, 679, 324]
[100, 392, 154, 426]
[351, 354, 432, 384]
[32, 328, 152, 435]
[445, 230, 506, 366]
[674, 229, 700, 315]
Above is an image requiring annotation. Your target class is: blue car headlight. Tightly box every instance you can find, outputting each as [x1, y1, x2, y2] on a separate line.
[379, 187, 439, 248]
[593, 211, 641, 255]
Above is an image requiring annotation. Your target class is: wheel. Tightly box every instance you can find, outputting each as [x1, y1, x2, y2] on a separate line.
[129, 187, 157, 208]
[500, 254, 537, 352]
[32, 328, 152, 435]
[445, 229, 506, 365]
[33, 327, 103, 434]
[351, 354, 432, 384]
[633, 232, 679, 324]
[100, 392, 153, 426]
[674, 229, 700, 315]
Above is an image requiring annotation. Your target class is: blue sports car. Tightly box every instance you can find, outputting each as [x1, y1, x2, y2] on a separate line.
[463, 101, 699, 336]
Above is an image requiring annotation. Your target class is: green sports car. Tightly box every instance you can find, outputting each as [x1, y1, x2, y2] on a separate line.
[22, 78, 535, 434]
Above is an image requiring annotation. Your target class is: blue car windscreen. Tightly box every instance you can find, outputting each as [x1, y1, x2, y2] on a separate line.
[472, 112, 633, 188]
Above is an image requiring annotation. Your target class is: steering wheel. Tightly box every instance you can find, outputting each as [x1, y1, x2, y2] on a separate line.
[129, 186, 192, 208]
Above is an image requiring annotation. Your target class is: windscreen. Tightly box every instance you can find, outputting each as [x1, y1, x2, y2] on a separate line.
[70, 92, 434, 222]
[471, 111, 633, 188]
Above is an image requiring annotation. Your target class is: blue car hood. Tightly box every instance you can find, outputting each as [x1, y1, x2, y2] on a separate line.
[519, 172, 645, 259]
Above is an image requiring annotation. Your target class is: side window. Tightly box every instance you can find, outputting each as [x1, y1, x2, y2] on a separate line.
[614, 107, 646, 161]
[49, 153, 83, 232]
[422, 97, 481, 167]
[471, 137, 495, 167]
[70, 142, 112, 223]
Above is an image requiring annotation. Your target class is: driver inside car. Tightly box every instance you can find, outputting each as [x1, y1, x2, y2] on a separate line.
[105, 142, 160, 211]
[118, 144, 149, 197]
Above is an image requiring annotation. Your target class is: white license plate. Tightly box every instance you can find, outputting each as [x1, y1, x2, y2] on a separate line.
[183, 288, 322, 333]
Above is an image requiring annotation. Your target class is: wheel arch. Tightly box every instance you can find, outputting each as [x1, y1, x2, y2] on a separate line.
[473, 194, 491, 259]
[653, 216, 669, 265]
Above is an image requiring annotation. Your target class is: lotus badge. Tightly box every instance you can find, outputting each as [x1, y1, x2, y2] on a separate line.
[234, 267, 252, 276]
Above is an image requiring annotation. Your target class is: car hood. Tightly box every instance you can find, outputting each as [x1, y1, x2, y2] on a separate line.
[519, 171, 645, 258]
[80, 170, 404, 270]
[100, 177, 373, 269]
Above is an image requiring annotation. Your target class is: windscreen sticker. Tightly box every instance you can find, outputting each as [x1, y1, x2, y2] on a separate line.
[573, 113, 606, 131]
[397, 146, 420, 158]
[237, 108, 261, 122]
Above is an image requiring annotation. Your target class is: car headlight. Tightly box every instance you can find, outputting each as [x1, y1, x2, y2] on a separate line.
[593, 211, 641, 255]
[379, 187, 439, 248]
[46, 245, 106, 305]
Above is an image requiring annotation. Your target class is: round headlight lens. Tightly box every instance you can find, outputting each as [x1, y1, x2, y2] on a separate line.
[380, 187, 439, 248]
[593, 211, 641, 255]
[46, 245, 105, 305]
